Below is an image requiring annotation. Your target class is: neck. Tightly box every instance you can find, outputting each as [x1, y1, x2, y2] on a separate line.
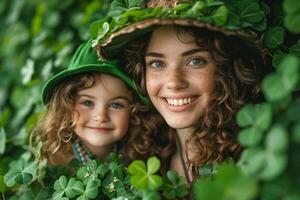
[176, 127, 195, 148]
[83, 142, 114, 159]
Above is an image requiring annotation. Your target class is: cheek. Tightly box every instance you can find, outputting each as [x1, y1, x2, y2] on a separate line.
[146, 71, 160, 96]
[114, 112, 131, 129]
[74, 107, 90, 125]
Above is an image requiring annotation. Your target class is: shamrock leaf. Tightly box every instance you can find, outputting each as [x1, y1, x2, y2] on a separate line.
[262, 54, 299, 101]
[283, 0, 300, 33]
[84, 179, 100, 199]
[128, 156, 163, 190]
[111, 0, 143, 12]
[162, 170, 188, 199]
[53, 176, 68, 198]
[4, 159, 38, 187]
[77, 160, 98, 184]
[193, 162, 257, 200]
[236, 103, 272, 131]
[263, 26, 285, 49]
[20, 187, 49, 200]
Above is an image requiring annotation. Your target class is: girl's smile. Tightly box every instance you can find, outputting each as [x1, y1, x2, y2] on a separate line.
[73, 73, 133, 156]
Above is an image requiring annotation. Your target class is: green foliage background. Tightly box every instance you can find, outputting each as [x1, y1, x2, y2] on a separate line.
[0, 0, 300, 199]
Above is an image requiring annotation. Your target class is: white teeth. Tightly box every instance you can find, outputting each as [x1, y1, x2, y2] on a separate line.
[166, 97, 194, 106]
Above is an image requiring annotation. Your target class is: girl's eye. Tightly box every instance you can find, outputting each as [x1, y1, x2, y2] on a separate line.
[81, 100, 94, 107]
[148, 60, 165, 69]
[110, 102, 124, 109]
[187, 57, 206, 67]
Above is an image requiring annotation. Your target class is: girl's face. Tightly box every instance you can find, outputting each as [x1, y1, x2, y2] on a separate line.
[145, 26, 216, 130]
[74, 74, 132, 149]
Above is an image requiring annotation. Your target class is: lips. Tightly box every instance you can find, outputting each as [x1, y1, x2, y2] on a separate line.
[87, 126, 113, 132]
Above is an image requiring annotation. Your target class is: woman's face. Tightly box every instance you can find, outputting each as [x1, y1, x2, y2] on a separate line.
[145, 26, 216, 130]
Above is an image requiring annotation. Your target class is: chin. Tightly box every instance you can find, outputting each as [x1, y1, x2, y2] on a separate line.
[165, 119, 194, 129]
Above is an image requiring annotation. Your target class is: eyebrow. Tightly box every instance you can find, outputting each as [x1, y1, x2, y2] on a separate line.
[111, 96, 132, 102]
[145, 52, 165, 58]
[181, 48, 208, 56]
[146, 48, 208, 58]
[78, 94, 132, 102]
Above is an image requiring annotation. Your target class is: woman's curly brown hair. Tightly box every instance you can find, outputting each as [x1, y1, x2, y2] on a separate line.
[31, 72, 171, 166]
[119, 25, 265, 179]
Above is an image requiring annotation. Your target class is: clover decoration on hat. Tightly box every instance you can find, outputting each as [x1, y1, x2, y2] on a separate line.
[90, 0, 267, 60]
[42, 39, 150, 106]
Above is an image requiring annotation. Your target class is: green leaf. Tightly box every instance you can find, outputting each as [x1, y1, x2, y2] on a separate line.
[259, 153, 287, 180]
[72, 180, 84, 194]
[263, 26, 285, 48]
[85, 179, 100, 199]
[14, 172, 32, 184]
[239, 1, 264, 23]
[216, 163, 258, 200]
[284, 11, 300, 33]
[111, 0, 142, 11]
[236, 104, 254, 127]
[283, 0, 300, 14]
[4, 159, 37, 187]
[265, 125, 288, 152]
[211, 5, 229, 26]
[262, 73, 290, 101]
[147, 156, 161, 174]
[130, 175, 148, 189]
[142, 190, 161, 200]
[283, 0, 300, 32]
[289, 40, 300, 57]
[0, 127, 5, 155]
[0, 175, 8, 192]
[163, 170, 188, 199]
[277, 54, 299, 91]
[65, 178, 77, 198]
[166, 170, 178, 184]
[192, 176, 223, 200]
[272, 51, 286, 68]
[238, 148, 266, 175]
[292, 123, 300, 143]
[54, 175, 67, 191]
[148, 175, 163, 190]
[238, 127, 264, 147]
[237, 103, 272, 131]
[128, 160, 147, 175]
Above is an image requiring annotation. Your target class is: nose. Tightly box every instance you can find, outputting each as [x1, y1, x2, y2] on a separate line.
[93, 107, 109, 122]
[166, 67, 188, 90]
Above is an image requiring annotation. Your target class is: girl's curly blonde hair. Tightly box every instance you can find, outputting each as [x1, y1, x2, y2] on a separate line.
[119, 26, 265, 179]
[32, 72, 173, 166]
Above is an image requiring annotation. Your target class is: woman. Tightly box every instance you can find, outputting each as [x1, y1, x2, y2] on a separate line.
[93, 0, 266, 182]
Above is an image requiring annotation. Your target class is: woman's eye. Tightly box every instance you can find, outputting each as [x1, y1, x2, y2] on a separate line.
[187, 57, 205, 67]
[110, 102, 124, 109]
[148, 60, 164, 69]
[81, 100, 94, 107]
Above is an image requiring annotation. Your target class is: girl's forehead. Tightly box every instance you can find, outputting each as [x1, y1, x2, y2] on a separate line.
[78, 73, 132, 98]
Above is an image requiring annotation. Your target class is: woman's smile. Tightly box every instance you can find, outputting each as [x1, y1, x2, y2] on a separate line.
[145, 26, 216, 129]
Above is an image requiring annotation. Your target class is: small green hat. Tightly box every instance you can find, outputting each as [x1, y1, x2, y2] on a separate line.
[42, 40, 149, 105]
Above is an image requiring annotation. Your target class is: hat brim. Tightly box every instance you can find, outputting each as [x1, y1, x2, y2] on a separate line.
[42, 64, 149, 105]
[96, 18, 256, 59]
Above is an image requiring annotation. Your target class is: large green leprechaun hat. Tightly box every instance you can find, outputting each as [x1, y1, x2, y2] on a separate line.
[90, 0, 267, 60]
[42, 39, 149, 105]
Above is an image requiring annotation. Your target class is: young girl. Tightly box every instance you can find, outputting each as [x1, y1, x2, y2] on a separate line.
[93, 0, 266, 182]
[32, 40, 151, 166]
